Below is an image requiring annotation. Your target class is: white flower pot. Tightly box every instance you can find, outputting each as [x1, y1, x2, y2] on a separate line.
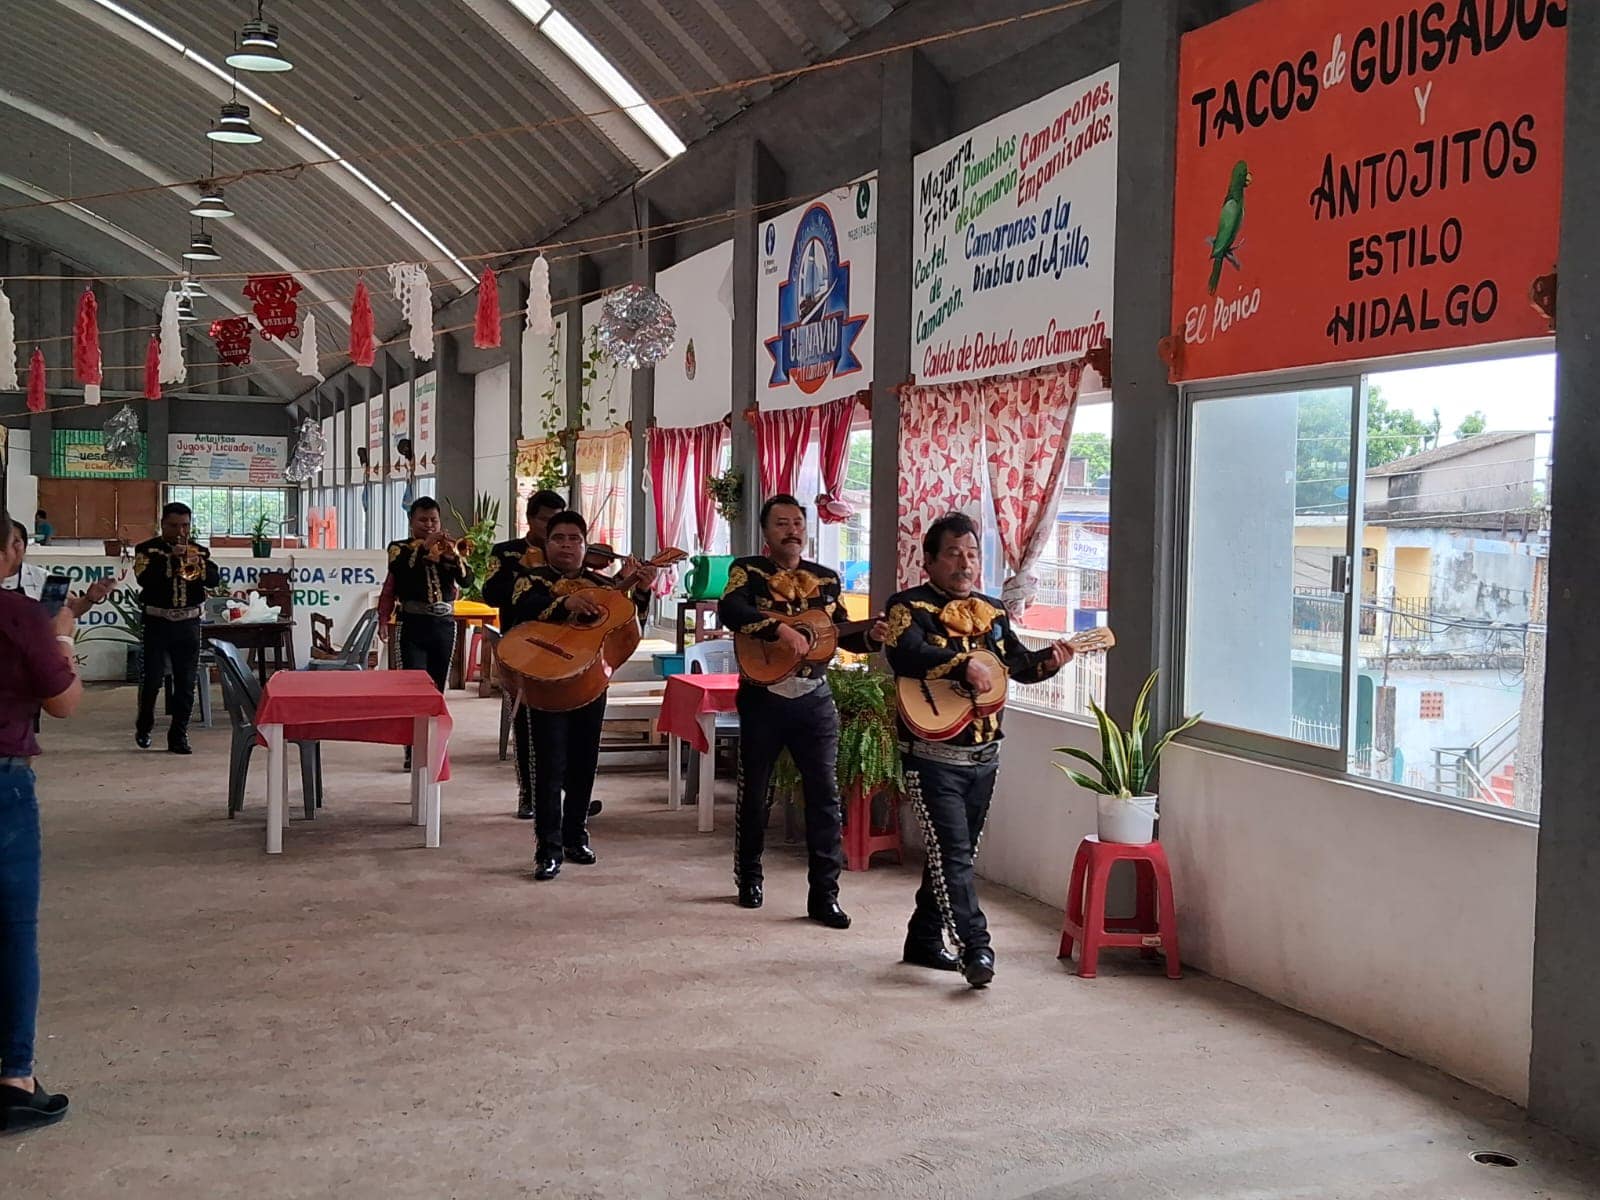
[1097, 793, 1157, 844]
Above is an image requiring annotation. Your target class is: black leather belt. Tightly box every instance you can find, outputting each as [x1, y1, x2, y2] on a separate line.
[902, 740, 1001, 767]
[400, 601, 454, 617]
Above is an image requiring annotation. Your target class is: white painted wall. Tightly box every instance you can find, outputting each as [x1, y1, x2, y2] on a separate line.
[6, 428, 38, 526]
[474, 362, 512, 540]
[979, 709, 1535, 1104]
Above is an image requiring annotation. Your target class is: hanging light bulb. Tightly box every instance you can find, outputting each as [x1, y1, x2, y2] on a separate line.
[226, 3, 292, 72]
[207, 101, 262, 144]
[176, 293, 197, 322]
[189, 183, 234, 219]
[184, 224, 222, 262]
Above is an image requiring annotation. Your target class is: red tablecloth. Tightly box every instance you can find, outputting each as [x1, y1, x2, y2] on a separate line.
[658, 673, 740, 753]
[255, 670, 454, 780]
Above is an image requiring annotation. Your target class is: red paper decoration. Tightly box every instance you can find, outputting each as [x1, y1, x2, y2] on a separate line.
[210, 317, 253, 366]
[144, 335, 161, 400]
[26, 347, 45, 413]
[242, 273, 302, 341]
[349, 279, 375, 367]
[73, 288, 101, 385]
[473, 267, 501, 349]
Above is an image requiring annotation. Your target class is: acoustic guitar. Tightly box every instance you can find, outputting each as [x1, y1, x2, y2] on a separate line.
[734, 609, 877, 685]
[896, 627, 1117, 742]
[498, 548, 686, 712]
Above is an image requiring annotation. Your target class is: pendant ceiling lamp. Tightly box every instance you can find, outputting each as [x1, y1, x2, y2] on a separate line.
[226, 3, 293, 73]
[183, 225, 222, 262]
[176, 294, 197, 322]
[189, 183, 234, 219]
[208, 100, 261, 144]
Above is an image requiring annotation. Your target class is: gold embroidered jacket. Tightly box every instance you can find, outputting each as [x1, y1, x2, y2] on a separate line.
[717, 555, 874, 682]
[883, 583, 1059, 746]
[385, 539, 473, 608]
[506, 564, 651, 628]
[480, 536, 545, 626]
[133, 537, 221, 610]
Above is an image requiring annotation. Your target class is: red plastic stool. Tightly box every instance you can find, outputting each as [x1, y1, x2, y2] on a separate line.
[842, 783, 902, 872]
[1058, 835, 1181, 979]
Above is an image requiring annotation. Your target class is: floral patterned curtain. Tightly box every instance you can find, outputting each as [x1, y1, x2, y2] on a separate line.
[575, 427, 631, 551]
[895, 381, 984, 590]
[982, 361, 1083, 618]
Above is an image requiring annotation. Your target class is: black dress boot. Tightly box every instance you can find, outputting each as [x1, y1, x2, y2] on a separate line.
[737, 882, 763, 909]
[515, 794, 534, 820]
[563, 842, 597, 865]
[962, 947, 996, 988]
[534, 847, 562, 881]
[167, 729, 193, 755]
[902, 941, 961, 971]
[807, 895, 852, 930]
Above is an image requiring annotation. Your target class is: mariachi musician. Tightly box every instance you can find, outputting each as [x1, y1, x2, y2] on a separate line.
[505, 511, 656, 880]
[482, 488, 568, 819]
[716, 494, 880, 929]
[133, 501, 221, 755]
[881, 512, 1073, 988]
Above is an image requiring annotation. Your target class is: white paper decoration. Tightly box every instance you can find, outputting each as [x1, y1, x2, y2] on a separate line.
[388, 262, 434, 361]
[0, 283, 16, 392]
[526, 255, 554, 337]
[159, 289, 188, 385]
[295, 313, 324, 382]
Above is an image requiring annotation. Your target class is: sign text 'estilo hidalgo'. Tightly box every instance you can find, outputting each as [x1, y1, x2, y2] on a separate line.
[1169, 0, 1567, 383]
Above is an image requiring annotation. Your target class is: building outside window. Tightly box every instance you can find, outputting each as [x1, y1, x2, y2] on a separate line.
[165, 485, 290, 542]
[1183, 354, 1551, 817]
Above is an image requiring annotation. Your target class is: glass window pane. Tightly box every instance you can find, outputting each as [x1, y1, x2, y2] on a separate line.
[1186, 385, 1353, 746]
[1355, 355, 1551, 815]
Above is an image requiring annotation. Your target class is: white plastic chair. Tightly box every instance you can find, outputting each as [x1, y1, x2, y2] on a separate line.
[683, 638, 740, 804]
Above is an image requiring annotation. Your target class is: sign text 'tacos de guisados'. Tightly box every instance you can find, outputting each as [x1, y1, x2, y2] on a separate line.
[1169, 0, 1566, 383]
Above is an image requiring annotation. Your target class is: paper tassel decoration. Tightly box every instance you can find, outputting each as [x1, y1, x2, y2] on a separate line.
[242, 273, 302, 341]
[209, 316, 253, 366]
[526, 255, 554, 336]
[388, 262, 433, 361]
[349, 279, 375, 367]
[143, 336, 160, 400]
[295, 313, 324, 381]
[158, 291, 187, 385]
[473, 268, 501, 349]
[0, 283, 16, 392]
[26, 347, 45, 413]
[74, 288, 102, 405]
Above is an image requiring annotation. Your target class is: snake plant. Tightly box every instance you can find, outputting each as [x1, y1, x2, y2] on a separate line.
[1053, 671, 1200, 799]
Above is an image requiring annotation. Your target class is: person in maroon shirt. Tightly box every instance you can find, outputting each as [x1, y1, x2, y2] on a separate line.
[0, 508, 84, 1131]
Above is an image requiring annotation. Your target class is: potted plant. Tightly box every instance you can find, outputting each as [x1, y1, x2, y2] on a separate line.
[1053, 672, 1201, 845]
[449, 493, 502, 602]
[707, 467, 744, 524]
[249, 513, 273, 558]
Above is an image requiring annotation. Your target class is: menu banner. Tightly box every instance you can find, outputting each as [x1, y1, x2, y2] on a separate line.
[168, 434, 288, 485]
[912, 65, 1118, 385]
[1170, 0, 1566, 382]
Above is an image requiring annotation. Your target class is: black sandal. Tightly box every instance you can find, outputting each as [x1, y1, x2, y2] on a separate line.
[0, 1080, 70, 1132]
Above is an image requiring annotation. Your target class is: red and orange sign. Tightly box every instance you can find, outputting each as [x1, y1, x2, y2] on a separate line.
[1169, 0, 1566, 383]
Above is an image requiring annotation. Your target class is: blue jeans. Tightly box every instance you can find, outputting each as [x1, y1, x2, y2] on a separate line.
[0, 764, 41, 1079]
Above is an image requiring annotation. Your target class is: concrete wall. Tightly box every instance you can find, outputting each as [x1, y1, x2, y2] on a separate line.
[473, 362, 512, 540]
[980, 709, 1537, 1104]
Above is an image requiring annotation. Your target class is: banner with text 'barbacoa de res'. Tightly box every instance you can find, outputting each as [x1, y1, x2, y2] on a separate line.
[1170, 0, 1566, 383]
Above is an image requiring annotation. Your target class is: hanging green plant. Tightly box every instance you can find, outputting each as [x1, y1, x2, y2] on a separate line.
[707, 467, 744, 523]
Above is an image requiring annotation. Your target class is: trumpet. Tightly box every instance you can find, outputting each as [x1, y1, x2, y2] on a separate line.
[413, 532, 474, 562]
[174, 538, 206, 581]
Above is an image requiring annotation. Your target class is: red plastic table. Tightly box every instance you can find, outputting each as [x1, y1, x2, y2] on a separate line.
[657, 672, 739, 832]
[254, 670, 453, 854]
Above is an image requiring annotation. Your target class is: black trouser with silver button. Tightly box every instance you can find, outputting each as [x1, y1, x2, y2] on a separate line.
[529, 695, 606, 857]
[398, 613, 454, 693]
[136, 616, 202, 738]
[734, 682, 843, 898]
[903, 754, 1000, 954]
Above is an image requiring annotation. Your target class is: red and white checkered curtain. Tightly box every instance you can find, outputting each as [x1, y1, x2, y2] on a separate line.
[814, 393, 860, 520]
[689, 420, 728, 553]
[750, 405, 813, 499]
[648, 425, 695, 593]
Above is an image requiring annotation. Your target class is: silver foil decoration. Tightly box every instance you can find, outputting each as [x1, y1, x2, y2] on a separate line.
[596, 283, 677, 370]
[284, 416, 327, 482]
[103, 405, 141, 469]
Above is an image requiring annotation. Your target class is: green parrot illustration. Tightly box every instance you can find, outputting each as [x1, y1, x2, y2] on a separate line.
[1206, 159, 1252, 295]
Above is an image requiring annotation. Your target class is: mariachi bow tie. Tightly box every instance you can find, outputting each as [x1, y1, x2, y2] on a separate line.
[767, 568, 822, 604]
[940, 597, 1002, 638]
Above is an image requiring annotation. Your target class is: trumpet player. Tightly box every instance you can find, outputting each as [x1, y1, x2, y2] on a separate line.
[133, 502, 221, 754]
[380, 498, 474, 715]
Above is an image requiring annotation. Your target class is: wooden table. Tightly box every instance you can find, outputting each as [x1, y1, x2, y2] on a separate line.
[204, 618, 296, 686]
[254, 670, 452, 854]
[657, 672, 740, 833]
[449, 599, 497, 691]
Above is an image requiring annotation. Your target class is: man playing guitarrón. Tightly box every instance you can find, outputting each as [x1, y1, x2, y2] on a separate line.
[482, 488, 567, 820]
[883, 512, 1074, 988]
[717, 495, 877, 928]
[506, 511, 655, 881]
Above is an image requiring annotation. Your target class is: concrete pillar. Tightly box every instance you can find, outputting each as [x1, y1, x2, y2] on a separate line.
[560, 256, 596, 501]
[870, 50, 950, 611]
[434, 336, 476, 525]
[631, 200, 671, 550]
[730, 138, 784, 553]
[1529, 0, 1600, 1150]
[1105, 0, 1183, 727]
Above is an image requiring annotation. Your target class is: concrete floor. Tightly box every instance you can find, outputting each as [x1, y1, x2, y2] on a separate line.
[8, 685, 1599, 1199]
